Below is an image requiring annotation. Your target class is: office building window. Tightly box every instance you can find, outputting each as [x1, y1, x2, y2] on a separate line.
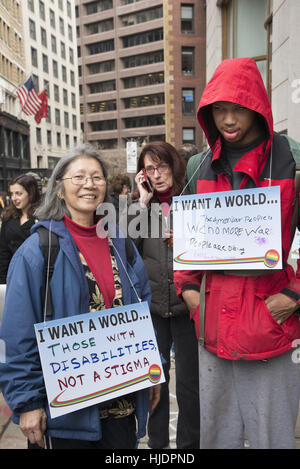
[85, 0, 113, 15]
[62, 65, 67, 82]
[29, 19, 36, 40]
[123, 72, 164, 89]
[59, 17, 65, 35]
[72, 115, 77, 130]
[67, 1, 72, 18]
[36, 127, 41, 144]
[51, 35, 57, 54]
[43, 79, 50, 98]
[90, 120, 117, 131]
[120, 5, 162, 26]
[47, 130, 52, 145]
[123, 93, 164, 109]
[63, 89, 68, 105]
[28, 0, 34, 12]
[64, 112, 69, 128]
[31, 47, 38, 67]
[88, 80, 116, 93]
[61, 42, 66, 59]
[85, 18, 114, 35]
[181, 4, 194, 33]
[87, 39, 114, 55]
[53, 60, 58, 78]
[55, 108, 60, 125]
[87, 60, 115, 74]
[122, 50, 163, 68]
[122, 28, 163, 48]
[182, 128, 195, 144]
[124, 114, 165, 128]
[222, 0, 267, 84]
[88, 100, 116, 113]
[182, 88, 194, 115]
[41, 27, 47, 47]
[50, 9, 55, 28]
[54, 84, 59, 102]
[39, 1, 45, 20]
[182, 47, 194, 75]
[42, 54, 48, 73]
[68, 24, 73, 41]
[57, 132, 61, 147]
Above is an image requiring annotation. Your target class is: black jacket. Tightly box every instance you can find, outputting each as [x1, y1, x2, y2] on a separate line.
[130, 202, 188, 318]
[0, 217, 36, 284]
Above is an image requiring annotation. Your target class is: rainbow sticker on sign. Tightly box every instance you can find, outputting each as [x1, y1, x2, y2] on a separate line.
[174, 249, 280, 269]
[50, 364, 162, 409]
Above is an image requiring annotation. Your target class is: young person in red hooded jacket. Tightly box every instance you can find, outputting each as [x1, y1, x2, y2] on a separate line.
[174, 58, 300, 449]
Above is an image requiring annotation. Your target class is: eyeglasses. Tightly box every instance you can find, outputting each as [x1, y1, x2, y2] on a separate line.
[144, 163, 169, 176]
[61, 175, 106, 186]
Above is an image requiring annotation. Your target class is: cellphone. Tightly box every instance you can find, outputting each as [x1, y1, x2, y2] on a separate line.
[141, 169, 153, 193]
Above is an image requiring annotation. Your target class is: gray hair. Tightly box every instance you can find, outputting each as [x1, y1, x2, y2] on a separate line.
[35, 143, 109, 220]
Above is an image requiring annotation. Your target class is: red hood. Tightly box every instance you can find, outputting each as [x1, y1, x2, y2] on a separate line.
[197, 58, 273, 152]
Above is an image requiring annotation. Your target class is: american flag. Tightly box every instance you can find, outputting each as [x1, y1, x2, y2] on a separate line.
[17, 77, 42, 116]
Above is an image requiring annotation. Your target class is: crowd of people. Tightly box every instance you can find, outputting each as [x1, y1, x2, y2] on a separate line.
[0, 57, 300, 450]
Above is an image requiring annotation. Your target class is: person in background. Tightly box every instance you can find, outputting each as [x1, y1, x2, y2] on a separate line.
[174, 58, 300, 449]
[0, 144, 159, 449]
[177, 143, 199, 163]
[107, 173, 131, 223]
[132, 141, 200, 449]
[0, 174, 41, 284]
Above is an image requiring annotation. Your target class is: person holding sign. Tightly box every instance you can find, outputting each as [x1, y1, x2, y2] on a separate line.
[0, 144, 158, 449]
[133, 141, 200, 449]
[174, 58, 300, 449]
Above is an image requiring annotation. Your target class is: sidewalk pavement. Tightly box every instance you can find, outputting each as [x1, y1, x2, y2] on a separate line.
[1, 359, 300, 449]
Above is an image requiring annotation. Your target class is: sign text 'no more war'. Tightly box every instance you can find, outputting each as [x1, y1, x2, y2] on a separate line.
[173, 186, 282, 270]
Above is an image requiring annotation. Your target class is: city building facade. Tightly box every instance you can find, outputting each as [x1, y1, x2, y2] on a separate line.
[22, 0, 81, 172]
[0, 0, 30, 192]
[206, 0, 300, 140]
[76, 0, 206, 172]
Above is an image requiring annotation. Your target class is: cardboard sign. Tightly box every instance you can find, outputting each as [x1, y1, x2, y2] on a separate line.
[173, 186, 282, 270]
[126, 141, 137, 174]
[34, 302, 165, 418]
[291, 228, 300, 259]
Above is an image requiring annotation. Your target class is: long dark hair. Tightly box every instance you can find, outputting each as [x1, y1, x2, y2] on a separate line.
[2, 174, 41, 221]
[137, 141, 186, 202]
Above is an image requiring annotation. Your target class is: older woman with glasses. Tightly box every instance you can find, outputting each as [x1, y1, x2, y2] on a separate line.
[132, 141, 200, 449]
[0, 144, 159, 449]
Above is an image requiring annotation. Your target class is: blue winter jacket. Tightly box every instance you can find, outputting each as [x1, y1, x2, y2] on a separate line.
[0, 219, 151, 441]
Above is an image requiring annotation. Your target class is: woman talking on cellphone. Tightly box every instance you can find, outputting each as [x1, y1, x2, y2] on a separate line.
[132, 141, 200, 449]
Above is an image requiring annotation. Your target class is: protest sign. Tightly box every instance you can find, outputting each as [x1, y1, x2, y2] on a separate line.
[126, 141, 137, 173]
[34, 302, 164, 419]
[291, 228, 300, 259]
[173, 186, 282, 270]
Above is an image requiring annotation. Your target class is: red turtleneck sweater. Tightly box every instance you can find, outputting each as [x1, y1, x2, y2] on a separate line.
[64, 215, 115, 308]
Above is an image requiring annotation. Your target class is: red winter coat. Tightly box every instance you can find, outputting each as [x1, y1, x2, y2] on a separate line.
[174, 58, 300, 360]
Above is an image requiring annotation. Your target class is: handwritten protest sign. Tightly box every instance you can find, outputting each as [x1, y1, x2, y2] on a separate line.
[173, 186, 282, 270]
[291, 228, 300, 259]
[34, 302, 165, 419]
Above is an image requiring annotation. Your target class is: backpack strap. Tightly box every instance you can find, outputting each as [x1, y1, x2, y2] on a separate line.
[185, 149, 212, 194]
[125, 236, 134, 266]
[37, 226, 60, 318]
